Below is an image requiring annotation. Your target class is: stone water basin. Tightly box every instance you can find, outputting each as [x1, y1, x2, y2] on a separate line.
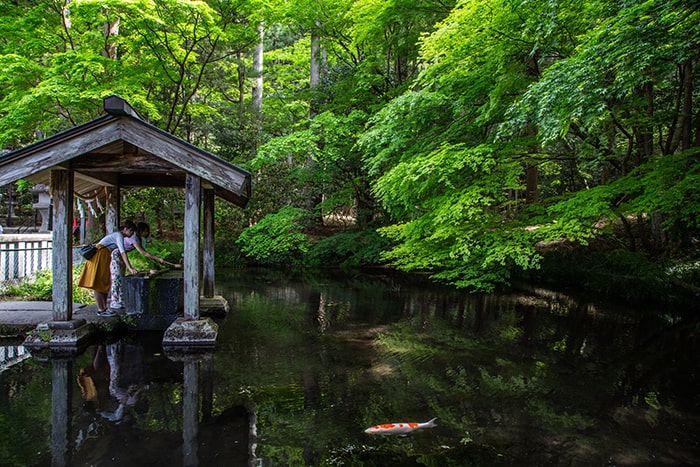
[122, 269, 183, 330]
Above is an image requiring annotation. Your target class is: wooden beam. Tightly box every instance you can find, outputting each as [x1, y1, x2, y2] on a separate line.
[50, 169, 73, 321]
[117, 173, 185, 188]
[120, 119, 250, 199]
[0, 119, 121, 188]
[72, 152, 180, 173]
[184, 174, 201, 320]
[73, 170, 119, 187]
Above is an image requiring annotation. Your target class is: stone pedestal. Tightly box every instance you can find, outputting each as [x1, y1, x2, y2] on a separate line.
[200, 295, 229, 317]
[23, 319, 96, 351]
[162, 317, 218, 349]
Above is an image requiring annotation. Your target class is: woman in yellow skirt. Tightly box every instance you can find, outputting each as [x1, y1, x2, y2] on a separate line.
[78, 221, 138, 316]
[108, 222, 181, 311]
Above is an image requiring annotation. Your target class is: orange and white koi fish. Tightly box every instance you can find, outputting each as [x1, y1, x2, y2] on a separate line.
[364, 418, 437, 435]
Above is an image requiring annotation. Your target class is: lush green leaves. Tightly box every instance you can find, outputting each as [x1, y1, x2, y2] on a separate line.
[237, 206, 312, 266]
[0, 0, 259, 146]
[1, 0, 698, 294]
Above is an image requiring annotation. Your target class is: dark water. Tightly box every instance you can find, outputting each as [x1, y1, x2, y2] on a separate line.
[1, 269, 698, 466]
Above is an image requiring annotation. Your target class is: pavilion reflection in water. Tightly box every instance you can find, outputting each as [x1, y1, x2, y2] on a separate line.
[32, 336, 257, 467]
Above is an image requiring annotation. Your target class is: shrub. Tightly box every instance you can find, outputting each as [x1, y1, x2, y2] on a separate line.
[237, 206, 311, 267]
[307, 229, 392, 269]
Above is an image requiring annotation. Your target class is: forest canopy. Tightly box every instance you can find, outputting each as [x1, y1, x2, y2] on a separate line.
[0, 0, 698, 295]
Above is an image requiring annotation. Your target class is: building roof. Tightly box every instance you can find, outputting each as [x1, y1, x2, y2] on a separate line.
[0, 95, 251, 206]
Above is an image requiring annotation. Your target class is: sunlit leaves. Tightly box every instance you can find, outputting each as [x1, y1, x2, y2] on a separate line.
[345, 0, 454, 96]
[379, 209, 541, 292]
[357, 0, 700, 292]
[0, 0, 258, 145]
[360, 90, 453, 179]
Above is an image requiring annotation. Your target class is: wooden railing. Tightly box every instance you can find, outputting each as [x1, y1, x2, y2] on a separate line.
[0, 234, 53, 283]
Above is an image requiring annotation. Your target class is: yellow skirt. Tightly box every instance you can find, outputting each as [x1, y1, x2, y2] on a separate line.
[78, 246, 112, 293]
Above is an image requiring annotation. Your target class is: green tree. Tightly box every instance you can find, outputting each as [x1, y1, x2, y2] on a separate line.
[506, 0, 700, 251]
[0, 0, 259, 147]
[357, 0, 591, 291]
[355, 0, 700, 292]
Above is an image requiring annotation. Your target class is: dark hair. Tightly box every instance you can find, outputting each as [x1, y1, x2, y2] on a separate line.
[120, 220, 136, 231]
[136, 222, 151, 236]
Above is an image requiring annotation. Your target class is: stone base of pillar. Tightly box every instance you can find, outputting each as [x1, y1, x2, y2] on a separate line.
[23, 319, 97, 351]
[199, 295, 230, 317]
[162, 317, 218, 349]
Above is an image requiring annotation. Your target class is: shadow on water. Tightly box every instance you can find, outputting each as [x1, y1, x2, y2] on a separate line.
[0, 268, 698, 466]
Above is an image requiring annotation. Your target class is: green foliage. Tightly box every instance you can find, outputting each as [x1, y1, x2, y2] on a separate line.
[0, 0, 698, 298]
[0, 266, 93, 303]
[353, 0, 700, 293]
[127, 239, 184, 271]
[354, 1, 561, 291]
[0, 0, 259, 147]
[622, 149, 700, 232]
[237, 206, 312, 267]
[366, 138, 542, 291]
[121, 188, 185, 233]
[506, 0, 700, 147]
[307, 228, 392, 269]
[379, 214, 542, 293]
[539, 148, 700, 249]
[0, 269, 53, 300]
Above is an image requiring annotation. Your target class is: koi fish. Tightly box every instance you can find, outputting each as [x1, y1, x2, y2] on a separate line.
[364, 417, 437, 435]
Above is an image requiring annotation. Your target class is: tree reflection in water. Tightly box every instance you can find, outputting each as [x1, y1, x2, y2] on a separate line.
[0, 269, 697, 466]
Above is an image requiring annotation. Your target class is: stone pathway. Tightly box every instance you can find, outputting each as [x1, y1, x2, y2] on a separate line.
[0, 301, 100, 332]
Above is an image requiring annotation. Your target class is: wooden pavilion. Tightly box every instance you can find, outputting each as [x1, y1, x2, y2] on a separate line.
[0, 96, 251, 349]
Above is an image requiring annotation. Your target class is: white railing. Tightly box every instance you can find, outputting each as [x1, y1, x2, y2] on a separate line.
[0, 234, 53, 283]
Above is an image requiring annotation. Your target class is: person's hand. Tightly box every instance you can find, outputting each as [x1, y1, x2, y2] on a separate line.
[128, 266, 138, 275]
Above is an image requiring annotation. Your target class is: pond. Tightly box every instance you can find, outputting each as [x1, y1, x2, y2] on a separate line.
[0, 268, 698, 466]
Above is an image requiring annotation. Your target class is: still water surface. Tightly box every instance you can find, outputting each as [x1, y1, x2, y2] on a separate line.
[1, 268, 698, 466]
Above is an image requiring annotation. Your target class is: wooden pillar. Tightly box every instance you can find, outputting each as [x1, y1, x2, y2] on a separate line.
[184, 174, 201, 320]
[25, 170, 96, 350]
[202, 188, 215, 298]
[105, 185, 119, 233]
[51, 169, 73, 321]
[163, 178, 217, 346]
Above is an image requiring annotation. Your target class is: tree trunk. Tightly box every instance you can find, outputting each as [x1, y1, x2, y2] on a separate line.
[237, 51, 245, 108]
[252, 23, 264, 112]
[525, 124, 538, 203]
[102, 16, 120, 59]
[680, 59, 693, 151]
[525, 164, 538, 204]
[355, 179, 375, 229]
[310, 34, 321, 99]
[307, 31, 324, 226]
[635, 83, 654, 165]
